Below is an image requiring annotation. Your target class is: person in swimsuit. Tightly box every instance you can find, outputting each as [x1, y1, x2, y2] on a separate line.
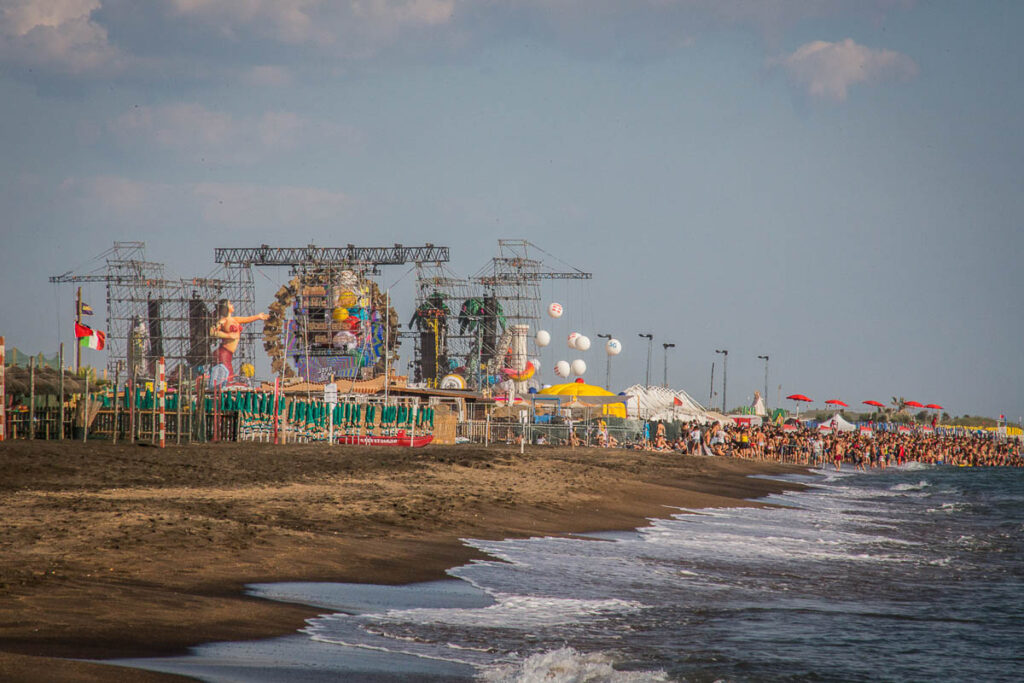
[210, 299, 268, 378]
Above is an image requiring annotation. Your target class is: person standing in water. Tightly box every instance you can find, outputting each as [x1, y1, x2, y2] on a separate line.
[210, 299, 268, 379]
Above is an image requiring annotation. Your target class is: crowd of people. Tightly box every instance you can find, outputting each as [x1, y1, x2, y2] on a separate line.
[638, 421, 1024, 468]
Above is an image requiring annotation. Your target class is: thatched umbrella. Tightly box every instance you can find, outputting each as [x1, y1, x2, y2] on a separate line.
[4, 366, 88, 396]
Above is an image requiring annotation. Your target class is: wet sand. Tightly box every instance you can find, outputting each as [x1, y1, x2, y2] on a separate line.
[0, 440, 806, 681]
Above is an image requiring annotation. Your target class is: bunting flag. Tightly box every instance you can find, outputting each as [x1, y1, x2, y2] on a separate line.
[75, 322, 106, 350]
[80, 302, 94, 315]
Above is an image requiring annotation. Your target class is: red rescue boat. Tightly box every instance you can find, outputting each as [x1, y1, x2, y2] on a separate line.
[336, 434, 434, 447]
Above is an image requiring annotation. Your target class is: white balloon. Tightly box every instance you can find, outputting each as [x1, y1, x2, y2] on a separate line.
[547, 302, 563, 318]
[575, 335, 591, 351]
[571, 359, 587, 376]
[554, 360, 571, 378]
[529, 358, 541, 370]
[605, 338, 622, 356]
[567, 332, 581, 349]
[536, 330, 551, 347]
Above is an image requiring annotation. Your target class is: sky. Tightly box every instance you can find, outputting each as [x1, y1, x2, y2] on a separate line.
[1, 0, 1021, 421]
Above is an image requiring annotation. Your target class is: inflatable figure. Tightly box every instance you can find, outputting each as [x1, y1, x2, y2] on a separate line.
[210, 298, 268, 379]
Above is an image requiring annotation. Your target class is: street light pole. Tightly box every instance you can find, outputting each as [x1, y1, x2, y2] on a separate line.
[639, 334, 653, 388]
[597, 333, 612, 390]
[662, 343, 675, 388]
[714, 349, 728, 413]
[757, 354, 769, 413]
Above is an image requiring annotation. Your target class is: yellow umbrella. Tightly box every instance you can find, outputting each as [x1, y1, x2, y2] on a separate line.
[538, 381, 627, 418]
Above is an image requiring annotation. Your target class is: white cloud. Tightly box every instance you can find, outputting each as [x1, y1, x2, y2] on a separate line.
[777, 38, 918, 101]
[0, 0, 121, 75]
[61, 175, 350, 229]
[168, 0, 334, 45]
[193, 182, 348, 227]
[109, 103, 341, 164]
[352, 0, 454, 27]
[243, 64, 293, 87]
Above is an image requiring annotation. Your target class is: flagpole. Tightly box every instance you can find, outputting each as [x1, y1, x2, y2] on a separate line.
[75, 286, 82, 373]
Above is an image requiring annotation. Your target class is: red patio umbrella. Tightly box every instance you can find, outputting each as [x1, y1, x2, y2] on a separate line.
[925, 403, 943, 410]
[905, 400, 925, 408]
[786, 394, 813, 418]
[825, 399, 848, 407]
[863, 400, 885, 408]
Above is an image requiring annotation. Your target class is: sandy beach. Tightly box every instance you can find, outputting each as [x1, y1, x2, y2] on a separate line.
[0, 440, 805, 681]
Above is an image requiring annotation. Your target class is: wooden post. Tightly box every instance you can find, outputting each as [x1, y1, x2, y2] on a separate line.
[176, 366, 183, 445]
[212, 385, 219, 443]
[0, 336, 5, 442]
[158, 357, 166, 448]
[75, 286, 82, 374]
[272, 376, 280, 444]
[151, 377, 158, 445]
[58, 344, 65, 440]
[82, 371, 89, 443]
[129, 369, 136, 444]
[28, 357, 35, 440]
[112, 362, 120, 445]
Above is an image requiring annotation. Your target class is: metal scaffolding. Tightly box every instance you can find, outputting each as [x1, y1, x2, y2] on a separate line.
[409, 240, 592, 389]
[215, 243, 449, 382]
[50, 242, 255, 379]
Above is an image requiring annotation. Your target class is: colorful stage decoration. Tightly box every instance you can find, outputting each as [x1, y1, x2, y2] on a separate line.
[262, 270, 399, 383]
[502, 359, 538, 382]
[440, 373, 467, 390]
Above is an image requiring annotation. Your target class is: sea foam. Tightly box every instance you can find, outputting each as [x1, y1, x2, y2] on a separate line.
[481, 647, 669, 683]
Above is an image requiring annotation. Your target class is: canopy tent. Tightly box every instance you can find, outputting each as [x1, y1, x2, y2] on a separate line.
[537, 382, 628, 418]
[817, 412, 857, 432]
[622, 384, 710, 423]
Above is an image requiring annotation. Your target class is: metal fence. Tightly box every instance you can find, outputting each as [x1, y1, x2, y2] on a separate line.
[456, 418, 644, 448]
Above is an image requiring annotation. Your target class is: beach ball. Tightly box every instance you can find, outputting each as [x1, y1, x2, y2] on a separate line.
[575, 335, 591, 351]
[240, 363, 255, 378]
[547, 302, 563, 319]
[571, 359, 587, 376]
[331, 307, 349, 322]
[536, 330, 551, 347]
[554, 360, 571, 378]
[337, 291, 358, 308]
[567, 332, 581, 349]
[605, 338, 622, 356]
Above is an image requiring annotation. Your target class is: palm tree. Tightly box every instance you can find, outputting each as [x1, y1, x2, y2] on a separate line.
[889, 396, 906, 416]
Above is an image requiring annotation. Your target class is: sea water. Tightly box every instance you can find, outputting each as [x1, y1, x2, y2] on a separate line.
[121, 465, 1024, 682]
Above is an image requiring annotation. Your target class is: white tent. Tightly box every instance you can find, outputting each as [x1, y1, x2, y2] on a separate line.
[817, 413, 857, 432]
[623, 384, 710, 423]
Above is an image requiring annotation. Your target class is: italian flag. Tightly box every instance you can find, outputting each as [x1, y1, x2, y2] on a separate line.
[75, 322, 106, 351]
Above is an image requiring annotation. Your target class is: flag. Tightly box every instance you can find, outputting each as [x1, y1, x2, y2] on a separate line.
[80, 302, 94, 315]
[673, 396, 683, 406]
[75, 322, 105, 350]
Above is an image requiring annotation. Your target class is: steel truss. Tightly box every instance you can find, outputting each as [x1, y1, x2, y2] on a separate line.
[50, 242, 256, 379]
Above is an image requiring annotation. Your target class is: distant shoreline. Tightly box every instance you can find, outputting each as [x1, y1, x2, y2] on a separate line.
[0, 440, 805, 680]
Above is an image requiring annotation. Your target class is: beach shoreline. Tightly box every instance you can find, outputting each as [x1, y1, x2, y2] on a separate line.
[0, 440, 807, 681]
